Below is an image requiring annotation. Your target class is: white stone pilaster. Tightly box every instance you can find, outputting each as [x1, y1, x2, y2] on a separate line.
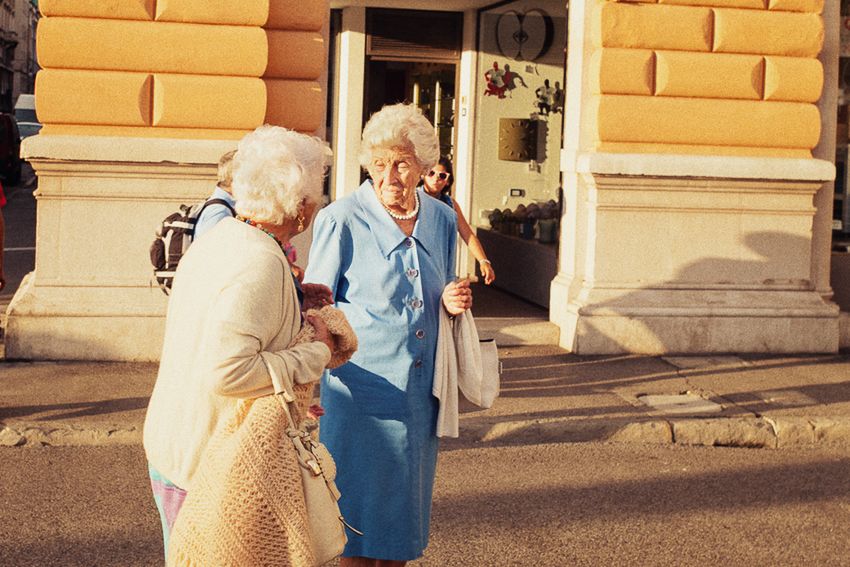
[331, 6, 366, 201]
[552, 153, 838, 354]
[5, 135, 236, 360]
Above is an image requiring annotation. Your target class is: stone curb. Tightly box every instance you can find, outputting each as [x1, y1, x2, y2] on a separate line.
[459, 416, 850, 450]
[0, 422, 141, 447]
[4, 416, 850, 450]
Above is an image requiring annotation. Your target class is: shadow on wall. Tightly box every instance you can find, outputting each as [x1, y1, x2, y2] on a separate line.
[573, 230, 833, 353]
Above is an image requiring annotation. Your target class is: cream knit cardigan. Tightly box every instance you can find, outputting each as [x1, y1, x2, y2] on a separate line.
[143, 218, 331, 490]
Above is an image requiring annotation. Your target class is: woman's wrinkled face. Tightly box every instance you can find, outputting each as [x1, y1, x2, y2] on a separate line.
[367, 146, 424, 210]
[423, 164, 449, 197]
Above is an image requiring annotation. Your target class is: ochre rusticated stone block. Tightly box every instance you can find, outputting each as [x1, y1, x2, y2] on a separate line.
[655, 51, 763, 100]
[35, 69, 153, 127]
[659, 0, 766, 8]
[265, 80, 324, 132]
[768, 0, 824, 13]
[152, 74, 266, 129]
[40, 124, 247, 140]
[267, 0, 329, 31]
[598, 48, 654, 95]
[764, 56, 823, 102]
[265, 31, 325, 80]
[155, 0, 269, 26]
[596, 141, 811, 158]
[40, 0, 154, 20]
[37, 17, 268, 77]
[713, 9, 824, 57]
[598, 94, 821, 149]
[601, 3, 713, 52]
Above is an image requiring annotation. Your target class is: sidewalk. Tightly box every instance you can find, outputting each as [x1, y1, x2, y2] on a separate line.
[1, 347, 849, 450]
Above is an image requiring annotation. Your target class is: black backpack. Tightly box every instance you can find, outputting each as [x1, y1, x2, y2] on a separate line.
[150, 198, 235, 294]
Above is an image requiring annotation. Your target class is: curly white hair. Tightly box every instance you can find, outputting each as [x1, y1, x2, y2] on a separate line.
[231, 125, 331, 225]
[358, 103, 439, 172]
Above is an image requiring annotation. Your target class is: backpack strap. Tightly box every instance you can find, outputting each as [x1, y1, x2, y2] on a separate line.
[197, 197, 236, 217]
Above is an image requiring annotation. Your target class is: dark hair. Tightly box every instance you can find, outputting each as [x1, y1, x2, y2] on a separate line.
[435, 156, 454, 196]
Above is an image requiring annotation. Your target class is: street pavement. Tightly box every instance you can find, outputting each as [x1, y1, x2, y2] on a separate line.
[1, 347, 849, 451]
[2, 443, 849, 566]
[1, 344, 849, 566]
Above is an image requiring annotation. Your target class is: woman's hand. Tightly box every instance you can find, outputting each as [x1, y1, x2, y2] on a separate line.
[302, 283, 333, 311]
[307, 313, 337, 353]
[442, 278, 472, 316]
[480, 260, 496, 285]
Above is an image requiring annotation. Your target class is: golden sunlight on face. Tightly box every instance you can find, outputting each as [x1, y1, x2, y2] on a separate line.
[367, 147, 423, 209]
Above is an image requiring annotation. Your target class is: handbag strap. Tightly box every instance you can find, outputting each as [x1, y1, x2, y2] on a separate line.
[275, 392, 300, 431]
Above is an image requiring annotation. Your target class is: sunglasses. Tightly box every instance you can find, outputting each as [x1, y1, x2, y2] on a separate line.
[427, 171, 451, 181]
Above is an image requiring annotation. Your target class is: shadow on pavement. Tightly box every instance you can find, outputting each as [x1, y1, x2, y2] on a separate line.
[0, 397, 150, 421]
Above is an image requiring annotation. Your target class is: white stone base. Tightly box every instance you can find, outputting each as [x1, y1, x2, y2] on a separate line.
[548, 278, 839, 354]
[5, 273, 167, 360]
[5, 135, 237, 361]
[553, 153, 839, 354]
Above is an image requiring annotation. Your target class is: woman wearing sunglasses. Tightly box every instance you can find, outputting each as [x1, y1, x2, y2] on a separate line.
[421, 157, 496, 284]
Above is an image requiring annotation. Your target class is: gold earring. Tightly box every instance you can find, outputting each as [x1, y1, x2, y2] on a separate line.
[297, 215, 305, 232]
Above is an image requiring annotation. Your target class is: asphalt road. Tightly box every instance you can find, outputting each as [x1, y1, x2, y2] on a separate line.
[1, 442, 849, 567]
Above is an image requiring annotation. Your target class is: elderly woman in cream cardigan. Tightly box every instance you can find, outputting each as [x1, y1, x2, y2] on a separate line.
[142, 126, 339, 560]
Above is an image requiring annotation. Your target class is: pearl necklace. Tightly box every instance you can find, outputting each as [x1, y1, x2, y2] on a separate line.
[383, 191, 420, 221]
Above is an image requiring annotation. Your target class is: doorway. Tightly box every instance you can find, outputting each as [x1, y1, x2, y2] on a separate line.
[364, 8, 463, 162]
[365, 60, 457, 160]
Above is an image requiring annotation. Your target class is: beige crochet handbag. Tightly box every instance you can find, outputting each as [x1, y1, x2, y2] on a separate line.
[167, 391, 352, 567]
[167, 305, 359, 566]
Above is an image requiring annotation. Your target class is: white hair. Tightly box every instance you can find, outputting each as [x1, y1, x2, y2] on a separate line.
[231, 125, 332, 225]
[358, 103, 439, 172]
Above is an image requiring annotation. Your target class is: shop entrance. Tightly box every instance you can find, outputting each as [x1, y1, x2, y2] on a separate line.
[467, 0, 568, 321]
[363, 7, 463, 163]
[365, 60, 457, 161]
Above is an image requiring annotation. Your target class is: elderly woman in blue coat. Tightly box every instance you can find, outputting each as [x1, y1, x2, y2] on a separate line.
[304, 103, 472, 566]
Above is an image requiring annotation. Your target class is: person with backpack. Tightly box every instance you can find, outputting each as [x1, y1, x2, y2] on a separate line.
[194, 149, 237, 240]
[143, 126, 340, 562]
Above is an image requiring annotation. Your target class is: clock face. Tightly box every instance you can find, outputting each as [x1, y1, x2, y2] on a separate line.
[499, 118, 537, 161]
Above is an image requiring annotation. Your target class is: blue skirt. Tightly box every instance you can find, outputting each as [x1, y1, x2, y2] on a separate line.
[321, 362, 439, 561]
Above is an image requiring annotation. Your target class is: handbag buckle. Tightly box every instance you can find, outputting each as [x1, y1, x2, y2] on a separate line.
[305, 458, 322, 476]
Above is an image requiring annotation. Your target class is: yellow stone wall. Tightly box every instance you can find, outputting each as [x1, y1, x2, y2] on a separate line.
[263, 0, 327, 133]
[594, 0, 825, 157]
[36, 0, 328, 139]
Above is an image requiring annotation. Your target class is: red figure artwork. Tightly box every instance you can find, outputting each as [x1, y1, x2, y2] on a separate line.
[484, 61, 508, 98]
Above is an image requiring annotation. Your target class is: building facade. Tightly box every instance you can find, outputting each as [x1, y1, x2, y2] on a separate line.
[329, 0, 843, 354]
[5, 0, 330, 360]
[0, 0, 39, 113]
[5, 0, 847, 359]
[11, 0, 38, 103]
[0, 0, 16, 112]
